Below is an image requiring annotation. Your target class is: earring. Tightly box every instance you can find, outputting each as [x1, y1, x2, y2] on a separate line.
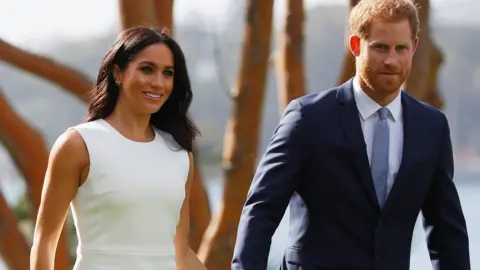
[115, 80, 121, 86]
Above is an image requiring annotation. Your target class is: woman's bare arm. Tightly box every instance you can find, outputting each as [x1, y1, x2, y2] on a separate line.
[30, 129, 89, 270]
[174, 152, 206, 270]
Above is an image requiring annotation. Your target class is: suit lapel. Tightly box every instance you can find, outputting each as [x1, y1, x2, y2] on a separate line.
[382, 92, 415, 214]
[337, 80, 380, 211]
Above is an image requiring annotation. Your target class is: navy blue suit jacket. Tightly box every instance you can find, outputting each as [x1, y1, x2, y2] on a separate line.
[231, 79, 470, 270]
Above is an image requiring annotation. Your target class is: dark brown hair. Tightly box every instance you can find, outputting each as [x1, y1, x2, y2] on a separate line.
[349, 0, 420, 40]
[86, 26, 199, 152]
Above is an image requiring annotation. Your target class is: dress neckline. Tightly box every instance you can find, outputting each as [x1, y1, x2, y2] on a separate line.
[98, 119, 157, 144]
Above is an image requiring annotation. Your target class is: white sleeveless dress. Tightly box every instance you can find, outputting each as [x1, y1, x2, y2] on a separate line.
[69, 119, 189, 270]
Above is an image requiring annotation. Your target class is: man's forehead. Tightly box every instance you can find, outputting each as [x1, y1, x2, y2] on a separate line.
[367, 19, 413, 41]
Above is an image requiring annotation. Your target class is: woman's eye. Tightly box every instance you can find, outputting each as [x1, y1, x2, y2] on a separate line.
[140, 66, 153, 73]
[163, 70, 174, 77]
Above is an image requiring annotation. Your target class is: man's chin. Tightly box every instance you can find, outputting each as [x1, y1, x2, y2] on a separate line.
[368, 87, 400, 99]
[373, 80, 403, 93]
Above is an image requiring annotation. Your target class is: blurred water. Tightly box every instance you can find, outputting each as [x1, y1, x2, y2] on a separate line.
[205, 171, 479, 270]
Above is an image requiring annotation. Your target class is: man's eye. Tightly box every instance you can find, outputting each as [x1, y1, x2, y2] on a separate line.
[375, 45, 388, 50]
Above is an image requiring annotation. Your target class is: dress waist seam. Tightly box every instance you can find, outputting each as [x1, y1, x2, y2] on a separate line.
[79, 248, 175, 256]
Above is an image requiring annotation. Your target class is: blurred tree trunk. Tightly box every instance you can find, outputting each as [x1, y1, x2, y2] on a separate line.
[0, 39, 91, 102]
[404, 0, 431, 100]
[197, 1, 274, 269]
[424, 41, 444, 109]
[0, 90, 70, 269]
[337, 0, 361, 85]
[0, 191, 30, 270]
[275, 0, 306, 110]
[405, 0, 445, 109]
[154, 0, 174, 33]
[119, 0, 157, 29]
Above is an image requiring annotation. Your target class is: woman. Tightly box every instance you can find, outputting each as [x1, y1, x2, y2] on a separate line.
[30, 26, 206, 270]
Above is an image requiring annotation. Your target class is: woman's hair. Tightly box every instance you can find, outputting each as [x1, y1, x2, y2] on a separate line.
[85, 26, 199, 152]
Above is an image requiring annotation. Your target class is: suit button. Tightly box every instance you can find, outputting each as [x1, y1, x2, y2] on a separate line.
[376, 253, 381, 262]
[378, 219, 383, 226]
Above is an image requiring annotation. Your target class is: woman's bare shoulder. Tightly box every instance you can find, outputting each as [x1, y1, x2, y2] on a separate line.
[49, 128, 89, 169]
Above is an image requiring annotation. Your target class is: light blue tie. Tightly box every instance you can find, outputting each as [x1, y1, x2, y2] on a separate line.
[371, 107, 390, 209]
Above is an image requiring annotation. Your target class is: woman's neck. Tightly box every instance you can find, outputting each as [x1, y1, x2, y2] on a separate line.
[106, 104, 154, 142]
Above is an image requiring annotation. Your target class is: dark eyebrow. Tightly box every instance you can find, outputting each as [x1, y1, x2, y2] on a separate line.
[370, 42, 388, 47]
[138, 60, 174, 70]
[370, 42, 410, 48]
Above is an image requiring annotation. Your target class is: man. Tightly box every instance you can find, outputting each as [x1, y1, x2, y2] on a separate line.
[231, 0, 470, 269]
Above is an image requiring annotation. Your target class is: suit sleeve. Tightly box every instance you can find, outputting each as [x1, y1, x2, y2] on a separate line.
[422, 115, 471, 270]
[231, 99, 309, 270]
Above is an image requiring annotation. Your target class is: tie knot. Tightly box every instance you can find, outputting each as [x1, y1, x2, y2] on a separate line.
[378, 107, 389, 120]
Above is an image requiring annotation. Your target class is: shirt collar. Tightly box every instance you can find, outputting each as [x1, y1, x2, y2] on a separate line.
[352, 75, 402, 122]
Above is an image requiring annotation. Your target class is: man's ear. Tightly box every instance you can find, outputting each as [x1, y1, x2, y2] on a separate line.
[349, 35, 361, 57]
[412, 37, 419, 55]
[112, 65, 123, 84]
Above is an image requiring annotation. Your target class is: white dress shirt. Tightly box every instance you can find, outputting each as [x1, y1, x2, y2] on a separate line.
[352, 76, 403, 197]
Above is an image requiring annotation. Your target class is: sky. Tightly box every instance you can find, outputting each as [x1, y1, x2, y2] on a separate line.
[0, 0, 457, 46]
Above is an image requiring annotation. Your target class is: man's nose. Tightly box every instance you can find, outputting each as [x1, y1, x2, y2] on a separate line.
[384, 50, 400, 66]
